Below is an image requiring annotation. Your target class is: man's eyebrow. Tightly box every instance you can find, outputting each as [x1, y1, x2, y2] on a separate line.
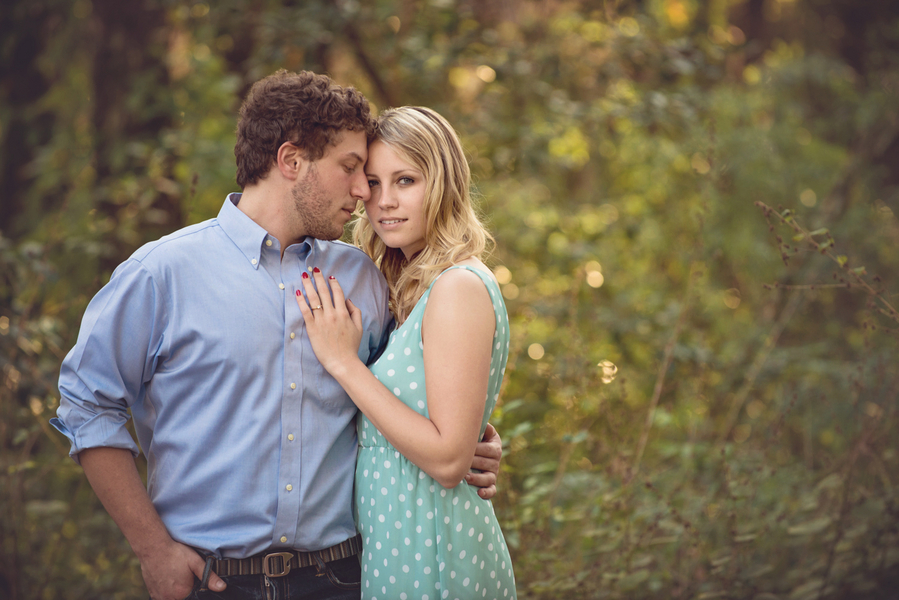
[343, 152, 365, 164]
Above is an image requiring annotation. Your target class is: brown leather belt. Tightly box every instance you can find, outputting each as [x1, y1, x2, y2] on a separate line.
[210, 534, 362, 578]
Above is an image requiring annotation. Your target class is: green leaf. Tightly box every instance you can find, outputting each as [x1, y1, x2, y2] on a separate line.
[787, 516, 832, 535]
[789, 578, 825, 599]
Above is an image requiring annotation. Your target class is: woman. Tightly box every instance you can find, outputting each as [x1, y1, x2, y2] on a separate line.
[295, 106, 516, 599]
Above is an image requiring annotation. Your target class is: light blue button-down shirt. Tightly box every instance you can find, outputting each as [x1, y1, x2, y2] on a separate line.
[52, 194, 393, 558]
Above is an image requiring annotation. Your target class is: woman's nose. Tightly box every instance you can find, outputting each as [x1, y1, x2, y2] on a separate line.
[378, 187, 398, 209]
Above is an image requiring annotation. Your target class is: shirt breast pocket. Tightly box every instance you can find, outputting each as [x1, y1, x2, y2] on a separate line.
[314, 365, 355, 411]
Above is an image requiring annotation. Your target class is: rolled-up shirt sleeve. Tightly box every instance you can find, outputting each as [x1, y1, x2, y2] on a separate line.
[51, 258, 168, 464]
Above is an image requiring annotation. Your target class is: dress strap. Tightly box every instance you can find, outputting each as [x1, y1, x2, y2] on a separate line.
[428, 265, 500, 295]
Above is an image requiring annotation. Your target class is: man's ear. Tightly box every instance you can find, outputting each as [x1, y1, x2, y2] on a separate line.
[276, 142, 307, 180]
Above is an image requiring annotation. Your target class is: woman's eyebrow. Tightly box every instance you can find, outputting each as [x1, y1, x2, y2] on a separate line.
[388, 168, 422, 177]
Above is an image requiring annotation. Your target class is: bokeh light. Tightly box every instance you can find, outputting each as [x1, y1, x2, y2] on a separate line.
[598, 204, 619, 225]
[733, 424, 752, 443]
[665, 0, 689, 28]
[585, 260, 604, 288]
[800, 188, 817, 207]
[691, 153, 711, 174]
[476, 65, 496, 82]
[618, 17, 640, 37]
[743, 65, 762, 84]
[746, 400, 765, 419]
[493, 265, 512, 285]
[723, 288, 741, 309]
[598, 360, 618, 383]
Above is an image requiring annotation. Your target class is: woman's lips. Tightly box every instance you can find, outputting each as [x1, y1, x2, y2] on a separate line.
[379, 218, 407, 229]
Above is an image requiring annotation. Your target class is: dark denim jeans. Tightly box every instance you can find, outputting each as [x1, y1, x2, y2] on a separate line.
[181, 556, 360, 600]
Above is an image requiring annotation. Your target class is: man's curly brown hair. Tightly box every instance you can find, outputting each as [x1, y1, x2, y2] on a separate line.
[234, 70, 378, 189]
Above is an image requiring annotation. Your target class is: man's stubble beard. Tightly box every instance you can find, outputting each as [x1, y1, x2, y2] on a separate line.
[291, 163, 344, 241]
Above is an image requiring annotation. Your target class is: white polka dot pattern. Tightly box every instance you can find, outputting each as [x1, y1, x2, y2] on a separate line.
[355, 266, 516, 599]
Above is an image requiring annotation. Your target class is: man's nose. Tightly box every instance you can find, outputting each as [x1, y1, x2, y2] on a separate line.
[352, 172, 371, 202]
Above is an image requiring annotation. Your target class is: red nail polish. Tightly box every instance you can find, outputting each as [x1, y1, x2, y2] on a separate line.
[313, 267, 321, 273]
[302, 272, 309, 279]
[329, 275, 335, 280]
[296, 290, 301, 297]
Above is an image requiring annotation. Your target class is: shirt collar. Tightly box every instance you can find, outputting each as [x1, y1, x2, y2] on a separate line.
[217, 193, 316, 268]
[217, 193, 270, 269]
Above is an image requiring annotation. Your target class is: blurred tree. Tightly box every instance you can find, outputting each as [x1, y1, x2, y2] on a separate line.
[1, 0, 897, 598]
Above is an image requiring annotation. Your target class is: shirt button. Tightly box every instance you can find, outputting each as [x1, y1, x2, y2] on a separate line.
[290, 332, 296, 339]
[251, 258, 258, 265]
[280, 536, 287, 543]
[288, 434, 294, 441]
[279, 283, 285, 290]
[266, 240, 273, 247]
[290, 383, 297, 390]
[286, 484, 293, 491]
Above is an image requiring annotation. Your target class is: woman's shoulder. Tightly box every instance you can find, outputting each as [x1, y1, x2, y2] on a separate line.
[436, 257, 499, 287]
[426, 258, 499, 312]
[423, 261, 497, 333]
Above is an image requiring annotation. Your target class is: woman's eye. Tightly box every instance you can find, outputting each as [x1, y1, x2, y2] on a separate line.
[367, 179, 379, 188]
[399, 177, 414, 185]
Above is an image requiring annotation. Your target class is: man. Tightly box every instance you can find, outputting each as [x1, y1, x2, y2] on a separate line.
[51, 70, 502, 600]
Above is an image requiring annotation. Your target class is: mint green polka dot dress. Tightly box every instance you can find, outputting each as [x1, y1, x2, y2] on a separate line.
[355, 266, 516, 600]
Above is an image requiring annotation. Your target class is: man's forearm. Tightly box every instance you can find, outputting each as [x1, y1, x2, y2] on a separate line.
[79, 447, 220, 599]
[78, 447, 175, 559]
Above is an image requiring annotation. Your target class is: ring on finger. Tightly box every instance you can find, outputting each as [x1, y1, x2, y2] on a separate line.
[311, 305, 323, 311]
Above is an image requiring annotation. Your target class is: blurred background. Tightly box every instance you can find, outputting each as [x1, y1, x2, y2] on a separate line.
[2, 0, 898, 598]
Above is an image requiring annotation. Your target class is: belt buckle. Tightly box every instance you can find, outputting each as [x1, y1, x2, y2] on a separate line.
[263, 552, 294, 578]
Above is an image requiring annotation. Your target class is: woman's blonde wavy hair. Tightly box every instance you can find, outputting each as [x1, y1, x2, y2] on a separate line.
[353, 106, 493, 324]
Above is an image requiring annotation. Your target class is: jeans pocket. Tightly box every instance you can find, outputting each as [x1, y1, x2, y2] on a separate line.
[324, 557, 362, 590]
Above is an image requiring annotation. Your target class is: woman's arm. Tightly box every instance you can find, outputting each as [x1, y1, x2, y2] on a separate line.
[297, 269, 496, 488]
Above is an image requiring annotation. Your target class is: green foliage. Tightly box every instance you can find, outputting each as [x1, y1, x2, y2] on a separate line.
[2, 1, 898, 598]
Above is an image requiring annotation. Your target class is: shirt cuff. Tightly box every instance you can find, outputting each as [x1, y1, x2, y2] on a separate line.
[49, 415, 140, 466]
